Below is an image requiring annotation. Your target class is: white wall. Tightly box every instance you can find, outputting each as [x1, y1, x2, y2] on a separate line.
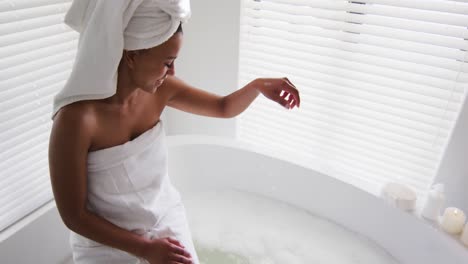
[435, 94, 468, 214]
[164, 0, 241, 137]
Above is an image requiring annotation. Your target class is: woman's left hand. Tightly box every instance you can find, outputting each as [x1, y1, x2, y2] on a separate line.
[254, 77, 301, 110]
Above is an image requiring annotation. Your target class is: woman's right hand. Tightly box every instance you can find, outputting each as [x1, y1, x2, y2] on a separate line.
[142, 237, 193, 264]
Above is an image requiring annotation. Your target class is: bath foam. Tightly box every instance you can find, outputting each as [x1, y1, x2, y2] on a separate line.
[183, 190, 399, 264]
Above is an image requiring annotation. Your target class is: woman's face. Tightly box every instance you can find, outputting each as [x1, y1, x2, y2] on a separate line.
[124, 32, 183, 93]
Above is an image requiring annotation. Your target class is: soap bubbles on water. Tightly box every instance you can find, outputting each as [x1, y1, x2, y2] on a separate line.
[184, 190, 399, 264]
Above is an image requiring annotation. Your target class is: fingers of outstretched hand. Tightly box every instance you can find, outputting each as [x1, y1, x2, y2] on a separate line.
[288, 98, 297, 109]
[280, 78, 300, 107]
[277, 92, 290, 109]
[258, 77, 300, 109]
[278, 91, 297, 110]
[283, 77, 296, 88]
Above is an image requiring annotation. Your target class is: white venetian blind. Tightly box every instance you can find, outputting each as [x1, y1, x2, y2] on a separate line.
[0, 0, 77, 232]
[238, 0, 468, 197]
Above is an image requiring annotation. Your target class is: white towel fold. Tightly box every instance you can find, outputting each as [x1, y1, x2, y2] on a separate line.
[51, 0, 191, 120]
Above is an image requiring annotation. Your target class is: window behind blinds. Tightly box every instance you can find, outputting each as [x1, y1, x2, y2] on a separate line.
[0, 0, 77, 232]
[238, 0, 468, 198]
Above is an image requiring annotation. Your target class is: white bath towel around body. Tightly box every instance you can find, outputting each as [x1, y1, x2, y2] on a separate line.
[70, 121, 199, 264]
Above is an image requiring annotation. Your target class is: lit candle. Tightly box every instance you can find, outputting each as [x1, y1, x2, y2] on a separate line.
[461, 224, 468, 247]
[440, 207, 466, 235]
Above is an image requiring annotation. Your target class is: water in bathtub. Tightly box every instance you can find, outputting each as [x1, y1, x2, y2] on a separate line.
[183, 190, 399, 264]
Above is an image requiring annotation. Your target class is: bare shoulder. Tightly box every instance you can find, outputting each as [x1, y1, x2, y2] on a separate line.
[158, 75, 188, 101]
[49, 102, 97, 157]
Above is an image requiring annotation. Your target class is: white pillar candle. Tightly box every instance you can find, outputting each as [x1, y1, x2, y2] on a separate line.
[440, 207, 466, 235]
[461, 224, 468, 247]
[421, 184, 445, 221]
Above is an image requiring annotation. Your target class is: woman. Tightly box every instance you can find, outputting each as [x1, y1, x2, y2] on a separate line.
[48, 1, 300, 264]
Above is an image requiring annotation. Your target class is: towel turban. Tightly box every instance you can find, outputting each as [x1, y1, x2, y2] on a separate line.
[51, 0, 191, 120]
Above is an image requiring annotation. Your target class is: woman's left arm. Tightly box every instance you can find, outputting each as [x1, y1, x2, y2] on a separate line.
[165, 76, 300, 118]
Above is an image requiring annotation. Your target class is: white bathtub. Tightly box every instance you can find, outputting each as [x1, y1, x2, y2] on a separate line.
[2, 134, 467, 264]
[167, 135, 468, 264]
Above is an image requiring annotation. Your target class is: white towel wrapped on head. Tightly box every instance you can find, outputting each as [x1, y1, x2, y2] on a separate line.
[51, 0, 191, 120]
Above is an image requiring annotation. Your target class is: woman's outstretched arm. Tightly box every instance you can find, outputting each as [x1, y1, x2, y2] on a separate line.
[165, 76, 300, 118]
